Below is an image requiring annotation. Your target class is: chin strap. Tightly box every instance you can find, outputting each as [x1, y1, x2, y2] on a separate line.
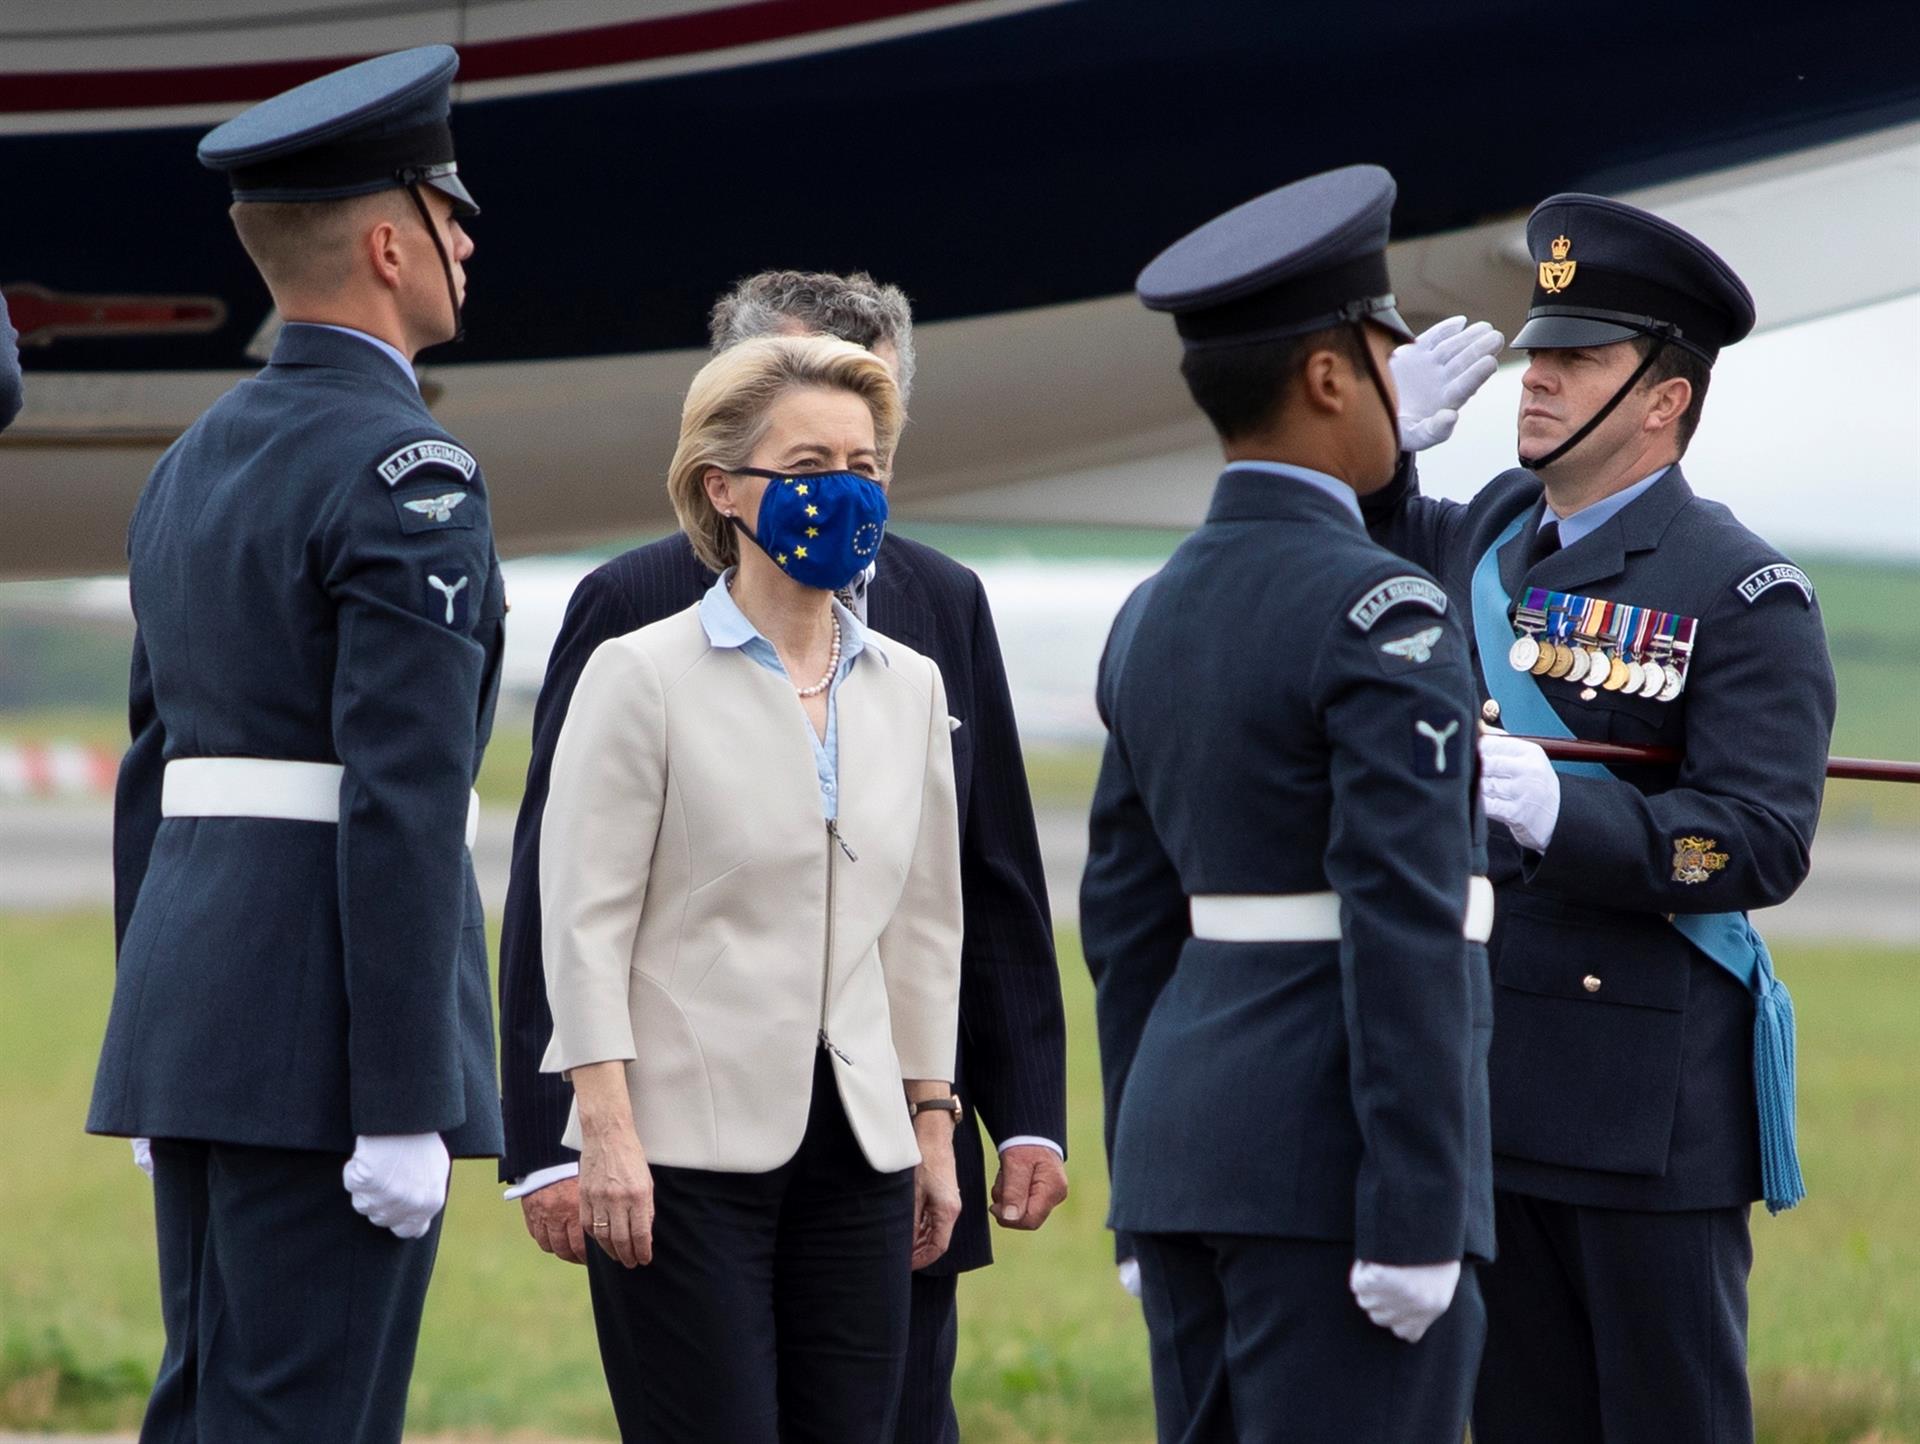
[400, 179, 465, 344]
[1519, 325, 1674, 472]
[1349, 320, 1402, 466]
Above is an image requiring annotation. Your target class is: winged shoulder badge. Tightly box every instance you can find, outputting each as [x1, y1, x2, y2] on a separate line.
[1380, 626, 1445, 664]
[402, 492, 468, 524]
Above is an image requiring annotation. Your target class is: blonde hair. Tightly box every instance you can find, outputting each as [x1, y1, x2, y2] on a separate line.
[669, 335, 904, 573]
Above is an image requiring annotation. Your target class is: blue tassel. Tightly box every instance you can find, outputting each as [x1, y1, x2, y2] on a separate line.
[1754, 972, 1805, 1214]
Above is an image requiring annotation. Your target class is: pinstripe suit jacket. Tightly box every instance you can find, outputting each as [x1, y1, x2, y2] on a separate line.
[499, 530, 1066, 1274]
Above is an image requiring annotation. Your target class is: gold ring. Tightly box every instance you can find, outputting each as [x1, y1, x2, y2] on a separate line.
[593, 1219, 610, 1230]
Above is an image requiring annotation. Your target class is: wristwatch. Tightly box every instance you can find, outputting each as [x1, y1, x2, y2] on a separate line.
[909, 1094, 964, 1125]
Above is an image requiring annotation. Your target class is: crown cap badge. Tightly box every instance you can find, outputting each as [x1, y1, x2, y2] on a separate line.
[1538, 234, 1577, 293]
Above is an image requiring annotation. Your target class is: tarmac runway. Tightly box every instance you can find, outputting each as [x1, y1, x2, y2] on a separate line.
[1, 800, 1913, 944]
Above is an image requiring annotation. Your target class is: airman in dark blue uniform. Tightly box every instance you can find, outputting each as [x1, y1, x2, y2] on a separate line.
[1082, 166, 1494, 1443]
[0, 289, 21, 430]
[87, 47, 504, 1444]
[1365, 195, 1837, 1444]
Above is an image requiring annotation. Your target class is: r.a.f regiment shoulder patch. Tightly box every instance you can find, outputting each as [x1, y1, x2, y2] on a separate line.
[1735, 564, 1813, 607]
[1348, 576, 1449, 632]
[377, 439, 477, 488]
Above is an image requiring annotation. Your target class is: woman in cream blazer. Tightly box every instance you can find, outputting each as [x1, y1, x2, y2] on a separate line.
[540, 335, 964, 1444]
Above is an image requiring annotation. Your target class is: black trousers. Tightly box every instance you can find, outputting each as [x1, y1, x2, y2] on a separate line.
[1472, 1191, 1753, 1444]
[141, 1138, 441, 1444]
[587, 1050, 916, 1443]
[1134, 1232, 1484, 1444]
[896, 1271, 961, 1444]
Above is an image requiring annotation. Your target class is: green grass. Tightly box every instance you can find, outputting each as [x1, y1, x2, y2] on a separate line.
[1802, 556, 1920, 831]
[3, 913, 1917, 1440]
[9, 554, 1915, 825]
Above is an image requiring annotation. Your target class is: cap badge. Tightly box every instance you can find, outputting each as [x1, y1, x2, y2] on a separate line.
[1539, 234, 1577, 294]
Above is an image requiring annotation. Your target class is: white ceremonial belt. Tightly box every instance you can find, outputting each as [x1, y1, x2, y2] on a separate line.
[162, 758, 479, 849]
[1190, 878, 1494, 944]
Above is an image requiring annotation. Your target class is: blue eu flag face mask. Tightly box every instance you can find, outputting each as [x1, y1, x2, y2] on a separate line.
[728, 468, 888, 592]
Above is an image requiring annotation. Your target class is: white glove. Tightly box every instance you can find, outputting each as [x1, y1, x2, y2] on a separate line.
[1117, 1257, 1142, 1299]
[1480, 732, 1561, 853]
[1389, 316, 1506, 452]
[131, 1138, 154, 1180]
[1349, 1259, 1462, 1343]
[343, 1133, 450, 1240]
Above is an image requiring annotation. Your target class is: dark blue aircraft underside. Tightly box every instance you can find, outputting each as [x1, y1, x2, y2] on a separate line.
[8, 0, 1920, 372]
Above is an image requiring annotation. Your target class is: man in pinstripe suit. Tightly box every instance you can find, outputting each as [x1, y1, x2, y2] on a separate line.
[497, 271, 1070, 1444]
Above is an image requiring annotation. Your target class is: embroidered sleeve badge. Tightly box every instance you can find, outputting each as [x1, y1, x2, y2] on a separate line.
[1380, 626, 1445, 664]
[377, 439, 477, 487]
[426, 570, 470, 627]
[1348, 576, 1448, 632]
[1735, 564, 1814, 606]
[1673, 836, 1730, 884]
[1412, 716, 1462, 777]
[403, 492, 467, 523]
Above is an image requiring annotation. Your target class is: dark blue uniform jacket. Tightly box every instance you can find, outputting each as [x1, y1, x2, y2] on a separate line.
[0, 291, 22, 431]
[1084, 468, 1495, 1266]
[496, 530, 1066, 1275]
[1365, 460, 1836, 1209]
[90, 325, 506, 1158]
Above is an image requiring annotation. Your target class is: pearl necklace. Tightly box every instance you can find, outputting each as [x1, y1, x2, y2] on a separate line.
[728, 576, 840, 697]
[795, 614, 841, 698]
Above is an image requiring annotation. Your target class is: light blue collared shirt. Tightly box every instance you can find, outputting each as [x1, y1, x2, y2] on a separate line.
[1541, 466, 1670, 549]
[698, 570, 870, 820]
[1224, 460, 1364, 526]
[301, 323, 419, 391]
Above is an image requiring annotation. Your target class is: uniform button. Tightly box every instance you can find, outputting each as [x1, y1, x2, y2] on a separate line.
[1482, 699, 1502, 724]
[1582, 974, 1602, 993]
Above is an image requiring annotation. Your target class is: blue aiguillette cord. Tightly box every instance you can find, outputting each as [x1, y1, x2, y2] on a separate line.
[1471, 507, 1804, 1213]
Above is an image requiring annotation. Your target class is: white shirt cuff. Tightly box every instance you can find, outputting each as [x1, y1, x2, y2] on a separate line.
[996, 1135, 1064, 1158]
[502, 1161, 579, 1200]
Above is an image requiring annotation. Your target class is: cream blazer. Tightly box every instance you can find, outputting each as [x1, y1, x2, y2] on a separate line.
[539, 603, 963, 1174]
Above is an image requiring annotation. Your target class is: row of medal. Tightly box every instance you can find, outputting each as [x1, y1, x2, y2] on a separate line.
[1507, 587, 1696, 703]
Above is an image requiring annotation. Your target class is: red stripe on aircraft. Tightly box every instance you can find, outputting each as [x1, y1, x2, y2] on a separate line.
[0, 0, 972, 113]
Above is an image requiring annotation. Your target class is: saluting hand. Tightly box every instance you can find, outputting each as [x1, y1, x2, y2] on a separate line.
[991, 1145, 1069, 1230]
[1389, 315, 1506, 452]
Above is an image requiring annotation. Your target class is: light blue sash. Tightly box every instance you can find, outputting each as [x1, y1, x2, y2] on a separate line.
[1471, 509, 1803, 1212]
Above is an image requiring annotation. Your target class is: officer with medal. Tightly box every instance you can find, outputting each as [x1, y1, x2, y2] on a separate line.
[1370, 196, 1838, 1443]
[87, 48, 505, 1443]
[1082, 165, 1495, 1443]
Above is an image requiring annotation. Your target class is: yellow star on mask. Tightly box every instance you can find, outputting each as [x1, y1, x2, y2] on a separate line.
[805, 505, 819, 518]
[795, 484, 809, 496]
[794, 546, 809, 559]
[776, 553, 788, 566]
[782, 478, 795, 487]
[806, 527, 820, 538]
